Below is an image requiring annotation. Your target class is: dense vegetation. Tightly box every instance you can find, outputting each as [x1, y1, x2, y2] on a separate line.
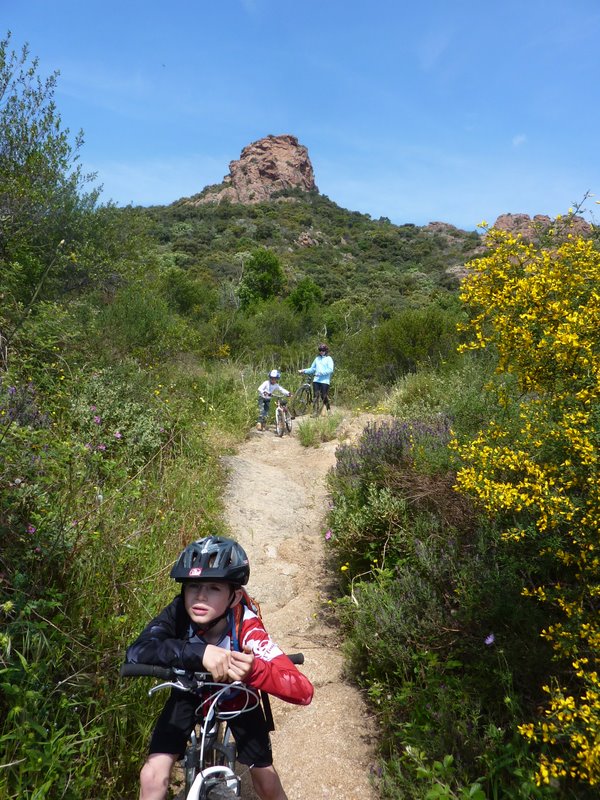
[138, 189, 479, 383]
[1, 33, 599, 800]
[326, 222, 600, 798]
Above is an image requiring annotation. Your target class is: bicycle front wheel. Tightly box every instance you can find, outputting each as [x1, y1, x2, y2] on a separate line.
[207, 784, 239, 800]
[275, 407, 285, 437]
[284, 407, 293, 434]
[293, 386, 311, 417]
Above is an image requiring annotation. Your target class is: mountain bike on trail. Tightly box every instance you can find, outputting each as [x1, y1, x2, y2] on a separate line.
[274, 396, 293, 436]
[256, 369, 292, 431]
[121, 654, 305, 800]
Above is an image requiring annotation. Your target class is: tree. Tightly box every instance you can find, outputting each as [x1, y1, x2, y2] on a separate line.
[288, 276, 323, 312]
[237, 247, 285, 308]
[0, 32, 101, 329]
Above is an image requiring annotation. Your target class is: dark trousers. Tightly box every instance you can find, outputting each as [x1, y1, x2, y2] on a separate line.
[313, 382, 330, 409]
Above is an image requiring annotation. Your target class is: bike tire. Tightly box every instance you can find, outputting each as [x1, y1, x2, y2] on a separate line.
[284, 408, 292, 434]
[206, 784, 239, 800]
[185, 720, 234, 797]
[275, 407, 285, 437]
[293, 386, 311, 417]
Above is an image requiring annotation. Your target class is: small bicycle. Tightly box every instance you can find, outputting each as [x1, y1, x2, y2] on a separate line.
[274, 397, 293, 437]
[121, 655, 304, 800]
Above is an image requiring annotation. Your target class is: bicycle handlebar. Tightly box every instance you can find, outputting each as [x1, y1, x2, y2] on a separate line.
[120, 652, 304, 680]
[120, 663, 174, 679]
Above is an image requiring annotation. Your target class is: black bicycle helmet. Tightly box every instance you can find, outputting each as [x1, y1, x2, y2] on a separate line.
[171, 536, 250, 585]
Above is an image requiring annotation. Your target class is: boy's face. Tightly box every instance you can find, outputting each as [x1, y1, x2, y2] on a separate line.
[269, 376, 277, 383]
[183, 580, 241, 626]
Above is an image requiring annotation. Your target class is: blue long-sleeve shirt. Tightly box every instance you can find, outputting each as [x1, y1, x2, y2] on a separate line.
[302, 355, 334, 385]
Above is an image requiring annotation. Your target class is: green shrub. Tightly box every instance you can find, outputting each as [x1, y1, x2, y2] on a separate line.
[326, 414, 560, 798]
[296, 412, 342, 447]
[97, 283, 194, 355]
[385, 354, 495, 437]
[336, 306, 462, 386]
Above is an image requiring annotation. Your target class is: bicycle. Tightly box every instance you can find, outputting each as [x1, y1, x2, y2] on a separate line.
[293, 378, 327, 418]
[291, 377, 312, 418]
[120, 654, 304, 800]
[274, 397, 293, 437]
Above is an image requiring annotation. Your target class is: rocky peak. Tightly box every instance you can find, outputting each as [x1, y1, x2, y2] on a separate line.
[493, 212, 592, 241]
[192, 134, 317, 205]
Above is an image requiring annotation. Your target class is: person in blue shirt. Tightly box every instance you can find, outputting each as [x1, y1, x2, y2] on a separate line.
[298, 343, 334, 412]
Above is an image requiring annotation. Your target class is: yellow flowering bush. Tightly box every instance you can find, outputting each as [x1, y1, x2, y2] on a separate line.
[452, 226, 600, 786]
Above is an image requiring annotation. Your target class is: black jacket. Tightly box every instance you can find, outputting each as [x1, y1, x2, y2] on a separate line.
[125, 595, 207, 670]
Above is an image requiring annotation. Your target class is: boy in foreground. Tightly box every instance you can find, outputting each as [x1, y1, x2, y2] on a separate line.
[126, 536, 314, 800]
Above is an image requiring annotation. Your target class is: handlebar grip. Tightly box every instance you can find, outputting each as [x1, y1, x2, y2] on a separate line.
[288, 653, 304, 665]
[120, 663, 173, 679]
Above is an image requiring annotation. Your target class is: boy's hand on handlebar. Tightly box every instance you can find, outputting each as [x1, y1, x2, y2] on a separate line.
[202, 644, 232, 681]
[228, 647, 254, 682]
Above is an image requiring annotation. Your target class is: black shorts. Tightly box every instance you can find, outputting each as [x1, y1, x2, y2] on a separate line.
[149, 689, 273, 768]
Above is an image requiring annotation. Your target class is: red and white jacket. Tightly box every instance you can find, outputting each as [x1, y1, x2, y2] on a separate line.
[126, 595, 313, 706]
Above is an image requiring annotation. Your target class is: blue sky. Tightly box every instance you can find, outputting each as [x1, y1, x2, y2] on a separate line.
[3, 0, 600, 229]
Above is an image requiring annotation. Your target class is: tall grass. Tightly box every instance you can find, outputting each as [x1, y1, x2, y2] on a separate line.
[0, 355, 269, 799]
[296, 412, 343, 447]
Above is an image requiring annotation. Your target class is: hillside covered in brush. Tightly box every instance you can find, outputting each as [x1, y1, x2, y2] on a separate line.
[145, 189, 481, 311]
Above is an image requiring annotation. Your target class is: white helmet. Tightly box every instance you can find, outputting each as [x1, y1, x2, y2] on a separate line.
[269, 369, 280, 379]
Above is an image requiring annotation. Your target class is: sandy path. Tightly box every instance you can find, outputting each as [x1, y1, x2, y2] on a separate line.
[221, 411, 378, 800]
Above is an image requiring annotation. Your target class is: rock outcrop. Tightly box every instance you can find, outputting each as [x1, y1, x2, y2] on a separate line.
[192, 134, 317, 205]
[492, 212, 592, 241]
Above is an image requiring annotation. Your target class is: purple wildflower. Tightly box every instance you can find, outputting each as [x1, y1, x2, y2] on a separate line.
[93, 415, 102, 424]
[27, 524, 36, 534]
[325, 530, 332, 541]
[114, 430, 122, 439]
[96, 443, 106, 451]
[485, 633, 495, 646]
[8, 386, 16, 395]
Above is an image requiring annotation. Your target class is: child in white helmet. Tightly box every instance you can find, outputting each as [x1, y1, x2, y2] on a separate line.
[256, 370, 291, 431]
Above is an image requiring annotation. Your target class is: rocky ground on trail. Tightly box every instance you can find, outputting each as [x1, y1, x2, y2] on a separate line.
[220, 410, 379, 800]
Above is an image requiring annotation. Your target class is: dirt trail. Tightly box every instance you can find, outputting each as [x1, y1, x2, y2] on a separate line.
[221, 410, 378, 800]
